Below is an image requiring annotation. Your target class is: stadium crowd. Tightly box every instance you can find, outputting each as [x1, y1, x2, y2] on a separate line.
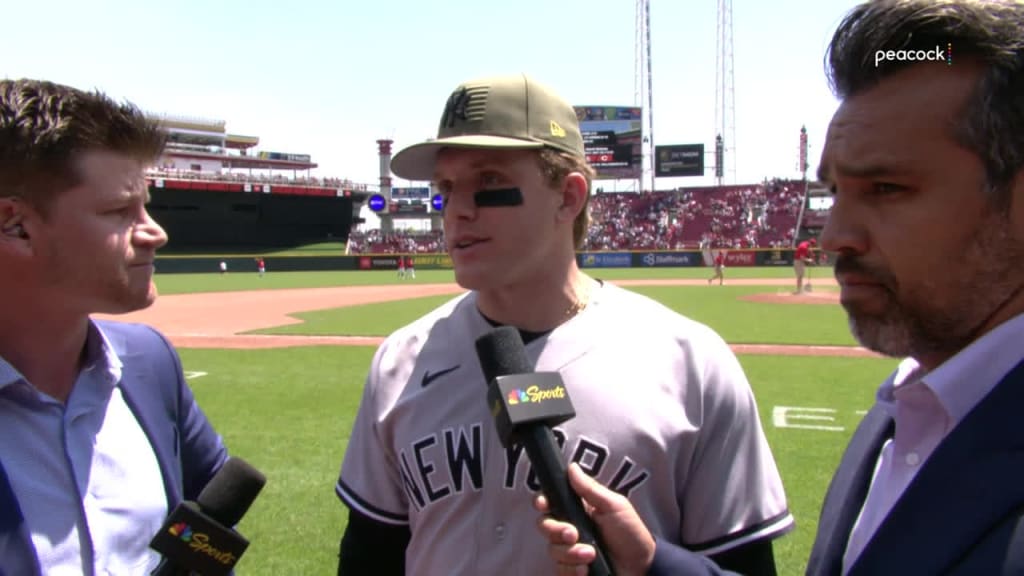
[346, 230, 445, 254]
[585, 178, 807, 250]
[345, 178, 812, 254]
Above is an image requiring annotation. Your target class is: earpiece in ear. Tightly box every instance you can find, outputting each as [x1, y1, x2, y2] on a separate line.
[2, 223, 27, 239]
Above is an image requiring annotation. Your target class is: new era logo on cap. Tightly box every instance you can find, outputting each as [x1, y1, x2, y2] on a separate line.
[390, 74, 586, 181]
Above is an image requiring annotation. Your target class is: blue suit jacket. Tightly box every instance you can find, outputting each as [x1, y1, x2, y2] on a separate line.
[646, 359, 1024, 576]
[0, 320, 228, 575]
[807, 358, 1024, 576]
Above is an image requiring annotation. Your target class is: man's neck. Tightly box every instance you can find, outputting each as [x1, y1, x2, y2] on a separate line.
[916, 287, 1024, 372]
[476, 266, 594, 333]
[0, 308, 89, 403]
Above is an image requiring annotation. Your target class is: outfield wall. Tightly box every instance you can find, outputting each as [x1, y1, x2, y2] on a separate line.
[155, 249, 816, 274]
[577, 248, 796, 269]
[149, 186, 356, 252]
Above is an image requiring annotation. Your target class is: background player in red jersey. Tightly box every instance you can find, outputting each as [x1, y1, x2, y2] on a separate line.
[707, 250, 726, 286]
[794, 237, 816, 294]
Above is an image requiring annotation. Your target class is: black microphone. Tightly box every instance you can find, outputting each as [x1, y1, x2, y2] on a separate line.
[475, 326, 614, 576]
[150, 457, 267, 575]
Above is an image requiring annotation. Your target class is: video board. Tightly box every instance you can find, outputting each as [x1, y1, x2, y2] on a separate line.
[573, 106, 643, 180]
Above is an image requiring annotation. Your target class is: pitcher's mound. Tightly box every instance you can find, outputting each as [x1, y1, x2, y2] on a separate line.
[740, 290, 840, 305]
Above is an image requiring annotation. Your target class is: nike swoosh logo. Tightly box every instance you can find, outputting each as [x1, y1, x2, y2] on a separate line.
[422, 365, 460, 387]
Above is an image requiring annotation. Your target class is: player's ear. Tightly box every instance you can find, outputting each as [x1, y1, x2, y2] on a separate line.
[0, 198, 33, 254]
[556, 172, 588, 225]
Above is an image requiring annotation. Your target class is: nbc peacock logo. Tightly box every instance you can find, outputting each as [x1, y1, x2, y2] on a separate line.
[506, 389, 530, 405]
[169, 522, 194, 542]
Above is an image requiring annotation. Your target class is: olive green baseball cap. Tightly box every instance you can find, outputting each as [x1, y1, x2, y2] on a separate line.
[390, 74, 586, 181]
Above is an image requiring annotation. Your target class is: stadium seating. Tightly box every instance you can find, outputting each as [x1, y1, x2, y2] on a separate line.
[584, 178, 808, 250]
[162, 166, 816, 253]
[346, 230, 445, 254]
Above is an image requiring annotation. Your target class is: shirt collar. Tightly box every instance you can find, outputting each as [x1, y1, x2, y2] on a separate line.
[0, 320, 123, 398]
[0, 355, 22, 392]
[878, 312, 1024, 425]
[83, 321, 123, 375]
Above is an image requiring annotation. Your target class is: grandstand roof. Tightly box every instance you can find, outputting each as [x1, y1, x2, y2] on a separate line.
[163, 148, 318, 170]
[150, 114, 226, 134]
[225, 133, 259, 150]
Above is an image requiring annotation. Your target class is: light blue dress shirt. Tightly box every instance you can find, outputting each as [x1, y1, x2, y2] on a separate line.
[0, 322, 167, 575]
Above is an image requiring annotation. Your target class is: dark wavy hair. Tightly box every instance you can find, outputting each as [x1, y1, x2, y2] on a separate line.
[826, 0, 1024, 206]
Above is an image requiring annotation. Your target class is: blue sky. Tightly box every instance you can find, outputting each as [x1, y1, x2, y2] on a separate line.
[3, 0, 862, 191]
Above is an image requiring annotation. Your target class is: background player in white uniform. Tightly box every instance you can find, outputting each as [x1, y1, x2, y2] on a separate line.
[334, 74, 793, 575]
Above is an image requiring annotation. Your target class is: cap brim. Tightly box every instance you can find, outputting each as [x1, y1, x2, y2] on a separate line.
[390, 135, 544, 181]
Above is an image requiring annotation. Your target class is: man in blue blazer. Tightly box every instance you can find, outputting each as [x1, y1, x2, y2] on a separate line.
[533, 1, 1024, 574]
[0, 79, 228, 574]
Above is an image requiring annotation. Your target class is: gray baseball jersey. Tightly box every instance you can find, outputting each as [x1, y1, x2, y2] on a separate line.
[336, 281, 792, 575]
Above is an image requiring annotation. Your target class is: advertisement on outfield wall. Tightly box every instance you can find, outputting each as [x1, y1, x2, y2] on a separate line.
[633, 252, 702, 267]
[573, 106, 643, 180]
[723, 250, 758, 266]
[757, 249, 794, 266]
[578, 252, 633, 268]
[411, 254, 454, 269]
[359, 256, 401, 270]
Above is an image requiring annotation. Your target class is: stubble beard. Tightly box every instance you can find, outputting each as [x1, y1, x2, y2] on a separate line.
[845, 212, 1024, 361]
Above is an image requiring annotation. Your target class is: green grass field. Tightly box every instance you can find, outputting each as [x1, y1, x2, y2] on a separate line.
[152, 265, 830, 295]
[162, 267, 891, 575]
[251, 285, 853, 346]
[158, 241, 349, 258]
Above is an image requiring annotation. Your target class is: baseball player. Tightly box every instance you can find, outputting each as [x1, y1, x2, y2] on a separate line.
[793, 237, 816, 294]
[406, 255, 416, 279]
[707, 249, 726, 286]
[334, 74, 793, 576]
[397, 254, 406, 279]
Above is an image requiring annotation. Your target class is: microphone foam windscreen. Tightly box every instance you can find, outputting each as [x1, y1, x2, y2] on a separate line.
[196, 457, 267, 527]
[475, 326, 533, 384]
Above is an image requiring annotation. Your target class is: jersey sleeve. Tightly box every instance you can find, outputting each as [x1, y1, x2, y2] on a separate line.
[678, 330, 794, 555]
[335, 341, 410, 526]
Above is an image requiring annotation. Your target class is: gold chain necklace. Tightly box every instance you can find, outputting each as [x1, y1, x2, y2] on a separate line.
[564, 285, 591, 318]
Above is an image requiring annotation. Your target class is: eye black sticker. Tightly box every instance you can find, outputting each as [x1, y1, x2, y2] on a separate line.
[473, 188, 524, 207]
